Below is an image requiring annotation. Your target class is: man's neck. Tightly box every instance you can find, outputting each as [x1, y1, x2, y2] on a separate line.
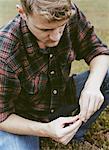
[37, 41, 46, 49]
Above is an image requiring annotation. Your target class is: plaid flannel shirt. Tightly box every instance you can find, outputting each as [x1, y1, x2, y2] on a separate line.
[0, 5, 109, 122]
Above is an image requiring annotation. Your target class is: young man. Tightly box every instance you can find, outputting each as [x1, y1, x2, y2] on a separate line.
[0, 0, 109, 149]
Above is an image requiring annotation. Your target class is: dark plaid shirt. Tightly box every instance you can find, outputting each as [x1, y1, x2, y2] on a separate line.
[0, 5, 109, 122]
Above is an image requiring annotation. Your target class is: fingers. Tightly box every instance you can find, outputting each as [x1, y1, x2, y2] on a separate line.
[95, 95, 104, 111]
[85, 95, 96, 120]
[60, 115, 79, 125]
[59, 125, 80, 145]
[79, 92, 104, 122]
[79, 94, 89, 121]
[55, 119, 82, 145]
[87, 94, 104, 120]
[48, 116, 81, 138]
[63, 119, 82, 135]
[97, 98, 104, 110]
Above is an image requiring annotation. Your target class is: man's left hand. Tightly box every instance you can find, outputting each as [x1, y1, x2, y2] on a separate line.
[79, 87, 104, 122]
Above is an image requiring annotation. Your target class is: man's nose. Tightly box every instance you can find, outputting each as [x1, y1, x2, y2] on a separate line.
[49, 28, 61, 41]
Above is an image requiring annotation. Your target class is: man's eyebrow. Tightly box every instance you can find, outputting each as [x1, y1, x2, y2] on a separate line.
[32, 22, 67, 31]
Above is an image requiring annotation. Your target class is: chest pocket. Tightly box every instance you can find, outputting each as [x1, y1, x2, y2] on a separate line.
[20, 72, 48, 95]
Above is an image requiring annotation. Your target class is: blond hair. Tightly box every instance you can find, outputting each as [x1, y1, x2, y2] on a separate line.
[20, 0, 74, 21]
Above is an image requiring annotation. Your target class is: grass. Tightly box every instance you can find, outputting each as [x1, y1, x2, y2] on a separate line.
[0, 0, 109, 149]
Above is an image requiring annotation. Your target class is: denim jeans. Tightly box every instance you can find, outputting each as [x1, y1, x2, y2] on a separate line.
[0, 70, 109, 149]
[0, 131, 39, 150]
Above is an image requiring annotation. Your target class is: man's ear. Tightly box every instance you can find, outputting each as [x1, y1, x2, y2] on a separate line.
[16, 4, 27, 20]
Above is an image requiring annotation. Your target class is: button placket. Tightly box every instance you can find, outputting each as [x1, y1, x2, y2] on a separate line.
[49, 52, 60, 111]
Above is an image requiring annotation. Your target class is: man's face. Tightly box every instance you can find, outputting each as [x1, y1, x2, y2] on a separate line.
[26, 13, 69, 48]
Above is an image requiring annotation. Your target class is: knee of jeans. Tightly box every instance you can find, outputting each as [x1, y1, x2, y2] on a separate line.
[107, 69, 109, 80]
[104, 69, 109, 87]
[101, 70, 109, 104]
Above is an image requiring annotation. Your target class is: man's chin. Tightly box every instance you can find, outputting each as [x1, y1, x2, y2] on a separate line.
[46, 41, 59, 48]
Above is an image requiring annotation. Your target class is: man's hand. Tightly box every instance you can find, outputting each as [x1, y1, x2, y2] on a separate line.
[79, 87, 104, 122]
[45, 116, 82, 145]
[78, 55, 109, 122]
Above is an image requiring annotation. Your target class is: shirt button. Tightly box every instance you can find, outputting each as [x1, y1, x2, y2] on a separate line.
[50, 54, 53, 58]
[53, 90, 58, 95]
[51, 109, 55, 113]
[50, 71, 55, 75]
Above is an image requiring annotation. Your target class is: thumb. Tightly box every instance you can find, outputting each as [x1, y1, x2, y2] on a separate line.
[60, 115, 79, 125]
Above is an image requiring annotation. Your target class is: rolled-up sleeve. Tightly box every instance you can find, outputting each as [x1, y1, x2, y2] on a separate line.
[74, 7, 109, 64]
[0, 61, 21, 122]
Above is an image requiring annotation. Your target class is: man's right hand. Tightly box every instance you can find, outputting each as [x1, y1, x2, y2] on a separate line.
[0, 114, 82, 145]
[45, 116, 82, 145]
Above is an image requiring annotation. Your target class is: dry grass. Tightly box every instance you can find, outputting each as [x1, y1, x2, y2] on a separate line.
[0, 0, 109, 149]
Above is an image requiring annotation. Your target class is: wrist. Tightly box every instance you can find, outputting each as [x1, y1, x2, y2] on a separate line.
[32, 122, 49, 137]
[84, 80, 101, 90]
